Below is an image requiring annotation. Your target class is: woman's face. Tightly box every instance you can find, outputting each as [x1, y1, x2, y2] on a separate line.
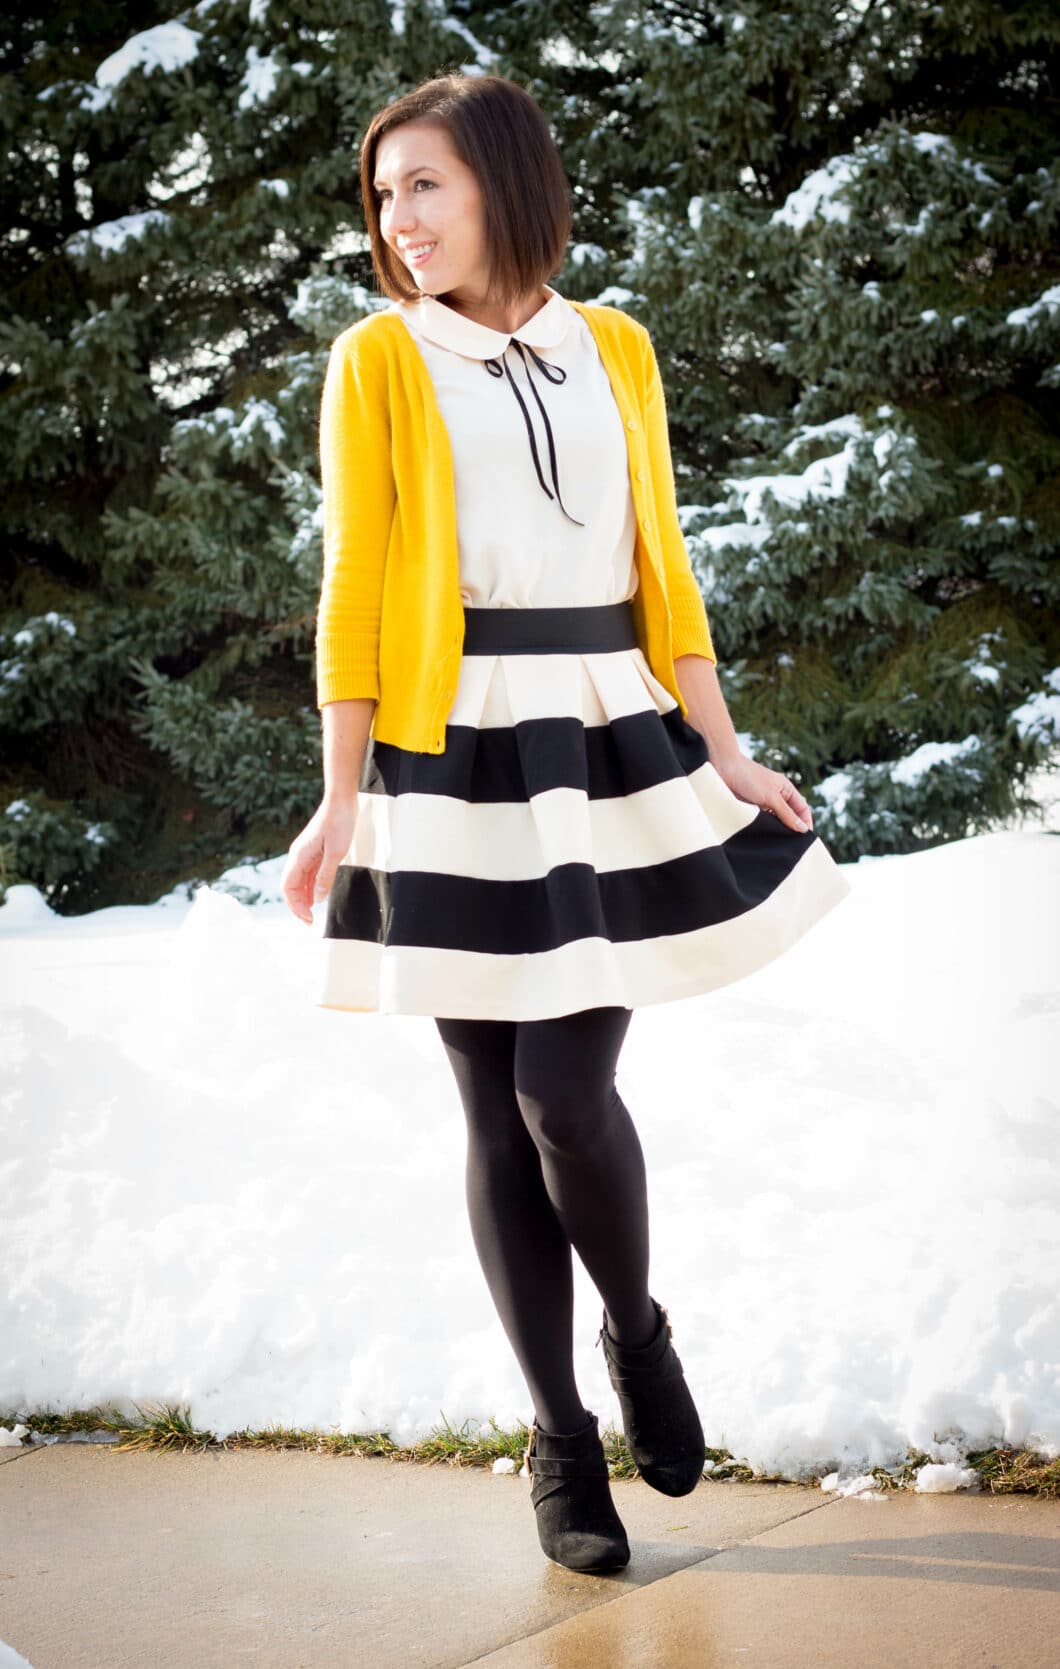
[373, 120, 491, 304]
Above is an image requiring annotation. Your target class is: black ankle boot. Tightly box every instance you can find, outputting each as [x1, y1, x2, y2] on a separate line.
[523, 1409, 630, 1573]
[597, 1298, 705, 1497]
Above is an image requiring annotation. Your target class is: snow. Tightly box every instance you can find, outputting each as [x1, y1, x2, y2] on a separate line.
[439, 14, 498, 69]
[567, 243, 608, 267]
[2, 793, 1059, 1480]
[771, 130, 997, 236]
[592, 286, 638, 308]
[966, 633, 1001, 686]
[172, 398, 287, 456]
[66, 211, 170, 258]
[1012, 669, 1060, 744]
[820, 1469, 887, 1499]
[724, 439, 859, 520]
[11, 612, 76, 644]
[0, 1639, 34, 1669]
[696, 520, 771, 553]
[1007, 284, 1060, 330]
[781, 414, 863, 456]
[890, 736, 981, 786]
[814, 769, 853, 826]
[237, 48, 312, 110]
[238, 46, 279, 109]
[771, 154, 857, 230]
[913, 1460, 981, 1493]
[81, 22, 201, 112]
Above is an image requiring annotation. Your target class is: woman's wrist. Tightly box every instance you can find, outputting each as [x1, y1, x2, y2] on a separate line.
[673, 654, 744, 767]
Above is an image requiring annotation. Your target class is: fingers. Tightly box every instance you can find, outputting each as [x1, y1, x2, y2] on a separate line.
[282, 849, 317, 926]
[774, 779, 812, 834]
[313, 861, 338, 905]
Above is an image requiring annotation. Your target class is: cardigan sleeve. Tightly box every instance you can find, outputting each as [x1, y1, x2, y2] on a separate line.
[641, 334, 718, 664]
[314, 325, 396, 707]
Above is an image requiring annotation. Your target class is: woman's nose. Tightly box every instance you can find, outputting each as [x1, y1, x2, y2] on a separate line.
[386, 196, 417, 233]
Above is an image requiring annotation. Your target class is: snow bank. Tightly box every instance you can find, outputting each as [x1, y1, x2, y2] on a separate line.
[1, 805, 1057, 1481]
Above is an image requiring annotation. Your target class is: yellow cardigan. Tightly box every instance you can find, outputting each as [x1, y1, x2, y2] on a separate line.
[315, 299, 717, 755]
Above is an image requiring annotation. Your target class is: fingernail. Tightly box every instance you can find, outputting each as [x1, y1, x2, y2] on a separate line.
[796, 818, 808, 832]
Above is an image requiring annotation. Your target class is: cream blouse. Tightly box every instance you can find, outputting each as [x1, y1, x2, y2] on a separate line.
[387, 285, 639, 611]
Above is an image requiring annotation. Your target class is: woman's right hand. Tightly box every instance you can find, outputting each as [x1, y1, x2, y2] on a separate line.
[281, 795, 358, 926]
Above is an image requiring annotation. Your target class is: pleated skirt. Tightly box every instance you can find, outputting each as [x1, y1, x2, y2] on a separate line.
[319, 602, 851, 1020]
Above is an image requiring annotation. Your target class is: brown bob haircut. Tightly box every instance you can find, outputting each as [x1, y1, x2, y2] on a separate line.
[359, 73, 572, 307]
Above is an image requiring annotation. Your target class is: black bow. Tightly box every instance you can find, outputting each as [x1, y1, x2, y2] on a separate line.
[482, 340, 584, 526]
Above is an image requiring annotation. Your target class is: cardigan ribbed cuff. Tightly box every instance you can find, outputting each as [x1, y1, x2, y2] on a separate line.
[315, 635, 381, 707]
[669, 589, 717, 664]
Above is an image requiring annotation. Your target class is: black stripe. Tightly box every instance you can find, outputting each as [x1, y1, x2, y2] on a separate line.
[359, 705, 710, 802]
[323, 815, 820, 952]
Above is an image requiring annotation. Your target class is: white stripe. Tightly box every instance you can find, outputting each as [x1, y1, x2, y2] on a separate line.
[347, 760, 760, 880]
[448, 646, 678, 728]
[319, 839, 853, 1022]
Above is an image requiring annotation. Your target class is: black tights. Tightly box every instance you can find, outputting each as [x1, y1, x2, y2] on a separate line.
[434, 1007, 658, 1437]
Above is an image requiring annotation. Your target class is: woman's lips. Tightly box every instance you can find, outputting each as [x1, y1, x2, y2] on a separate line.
[404, 242, 437, 267]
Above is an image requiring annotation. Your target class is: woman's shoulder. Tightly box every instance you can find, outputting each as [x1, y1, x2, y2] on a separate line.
[565, 297, 653, 377]
[566, 295, 651, 346]
[330, 304, 414, 364]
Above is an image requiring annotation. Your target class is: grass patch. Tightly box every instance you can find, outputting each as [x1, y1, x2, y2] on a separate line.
[3, 1402, 1057, 1496]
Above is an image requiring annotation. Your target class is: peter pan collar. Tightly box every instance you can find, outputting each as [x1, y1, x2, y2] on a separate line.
[394, 285, 571, 360]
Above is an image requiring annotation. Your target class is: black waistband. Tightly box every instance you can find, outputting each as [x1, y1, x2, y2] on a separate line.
[460, 602, 638, 655]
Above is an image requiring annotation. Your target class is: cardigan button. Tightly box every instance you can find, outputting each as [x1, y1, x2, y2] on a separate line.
[626, 418, 637, 430]
[636, 469, 646, 481]
[642, 518, 652, 531]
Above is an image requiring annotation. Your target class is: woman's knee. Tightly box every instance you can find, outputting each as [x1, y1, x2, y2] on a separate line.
[514, 1065, 620, 1157]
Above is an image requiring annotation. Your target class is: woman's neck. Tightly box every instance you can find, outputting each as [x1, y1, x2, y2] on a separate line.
[435, 285, 552, 334]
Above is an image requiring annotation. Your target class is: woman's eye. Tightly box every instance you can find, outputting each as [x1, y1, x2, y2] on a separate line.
[378, 179, 434, 201]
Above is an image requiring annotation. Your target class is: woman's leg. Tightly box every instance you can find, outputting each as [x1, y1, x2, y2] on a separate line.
[434, 1016, 588, 1436]
[513, 1008, 657, 1349]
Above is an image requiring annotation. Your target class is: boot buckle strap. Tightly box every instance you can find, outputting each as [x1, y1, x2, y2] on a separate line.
[528, 1454, 608, 1479]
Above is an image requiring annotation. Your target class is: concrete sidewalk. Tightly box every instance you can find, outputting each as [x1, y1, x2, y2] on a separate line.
[0, 1439, 1056, 1667]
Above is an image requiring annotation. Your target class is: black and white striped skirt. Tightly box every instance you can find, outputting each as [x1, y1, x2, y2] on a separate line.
[319, 602, 850, 1020]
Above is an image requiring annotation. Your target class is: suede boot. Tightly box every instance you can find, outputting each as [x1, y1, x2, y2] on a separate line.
[523, 1409, 630, 1572]
[597, 1298, 705, 1497]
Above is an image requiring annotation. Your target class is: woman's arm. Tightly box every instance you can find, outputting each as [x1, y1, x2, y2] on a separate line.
[673, 653, 742, 772]
[315, 326, 395, 706]
[640, 333, 717, 664]
[638, 328, 813, 837]
[322, 697, 376, 803]
[282, 325, 393, 925]
[675, 653, 813, 834]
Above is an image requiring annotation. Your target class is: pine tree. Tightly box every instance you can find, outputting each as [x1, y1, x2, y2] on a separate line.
[530, 0, 1060, 859]
[0, 0, 488, 909]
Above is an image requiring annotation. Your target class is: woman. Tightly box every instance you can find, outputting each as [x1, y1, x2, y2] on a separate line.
[282, 72, 849, 1574]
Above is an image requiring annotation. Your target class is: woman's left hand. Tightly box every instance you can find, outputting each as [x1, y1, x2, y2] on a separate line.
[713, 752, 814, 834]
